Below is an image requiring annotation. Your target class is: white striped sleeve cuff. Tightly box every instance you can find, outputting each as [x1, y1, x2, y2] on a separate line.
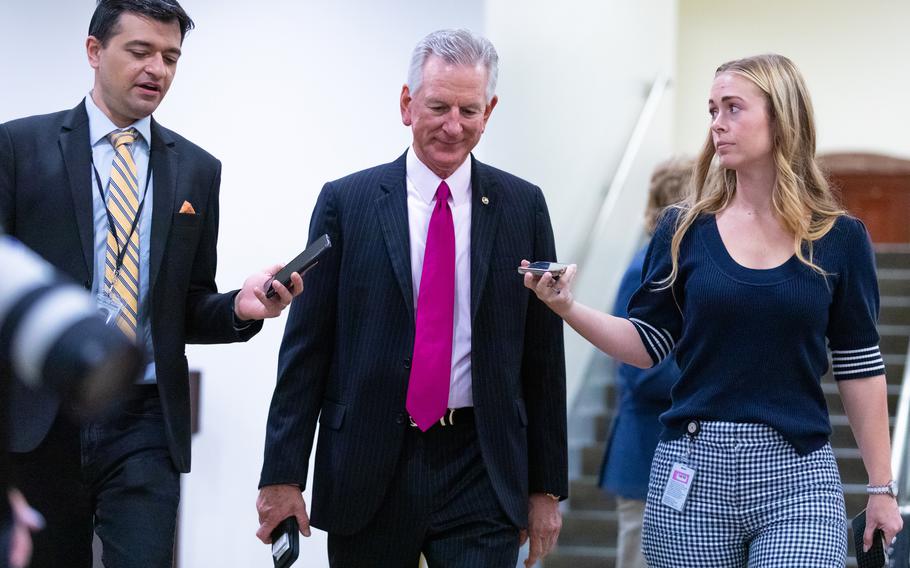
[629, 318, 675, 365]
[831, 346, 886, 379]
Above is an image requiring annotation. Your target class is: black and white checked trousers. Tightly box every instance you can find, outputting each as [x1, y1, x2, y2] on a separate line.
[642, 422, 847, 567]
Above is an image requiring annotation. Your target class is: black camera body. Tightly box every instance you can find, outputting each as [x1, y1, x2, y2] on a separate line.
[0, 233, 143, 420]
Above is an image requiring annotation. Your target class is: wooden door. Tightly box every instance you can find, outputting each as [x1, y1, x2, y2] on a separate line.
[820, 153, 910, 244]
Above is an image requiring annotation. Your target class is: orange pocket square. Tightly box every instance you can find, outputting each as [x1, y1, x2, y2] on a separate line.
[179, 200, 196, 215]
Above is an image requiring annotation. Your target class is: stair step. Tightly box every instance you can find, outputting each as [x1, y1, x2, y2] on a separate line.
[594, 413, 613, 443]
[881, 296, 910, 325]
[543, 545, 616, 568]
[880, 325, 910, 355]
[559, 510, 618, 547]
[569, 477, 615, 512]
[581, 445, 603, 478]
[876, 247, 910, 270]
[878, 269, 910, 296]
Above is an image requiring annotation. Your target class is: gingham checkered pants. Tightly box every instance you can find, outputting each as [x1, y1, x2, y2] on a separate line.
[641, 422, 847, 567]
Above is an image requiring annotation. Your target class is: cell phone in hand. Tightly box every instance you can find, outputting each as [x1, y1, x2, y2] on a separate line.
[517, 261, 568, 279]
[265, 234, 332, 299]
[852, 509, 888, 568]
[270, 517, 300, 568]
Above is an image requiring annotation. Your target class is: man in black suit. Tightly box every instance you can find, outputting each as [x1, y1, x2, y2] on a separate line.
[256, 29, 567, 567]
[0, 1, 301, 566]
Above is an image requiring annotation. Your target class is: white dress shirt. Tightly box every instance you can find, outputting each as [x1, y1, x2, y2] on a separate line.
[406, 148, 473, 408]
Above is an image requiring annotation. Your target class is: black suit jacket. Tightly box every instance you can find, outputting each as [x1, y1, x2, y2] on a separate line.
[0, 101, 262, 473]
[260, 151, 567, 535]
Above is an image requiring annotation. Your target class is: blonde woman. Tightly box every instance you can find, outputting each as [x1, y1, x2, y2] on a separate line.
[524, 54, 902, 566]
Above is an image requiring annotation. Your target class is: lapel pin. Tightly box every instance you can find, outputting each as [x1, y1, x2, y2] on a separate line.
[481, 196, 489, 205]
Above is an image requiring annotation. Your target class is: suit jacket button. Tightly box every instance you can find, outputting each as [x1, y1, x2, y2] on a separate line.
[403, 357, 411, 370]
[396, 413, 406, 424]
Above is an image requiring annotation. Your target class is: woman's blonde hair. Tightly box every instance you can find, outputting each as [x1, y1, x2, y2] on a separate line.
[663, 54, 843, 286]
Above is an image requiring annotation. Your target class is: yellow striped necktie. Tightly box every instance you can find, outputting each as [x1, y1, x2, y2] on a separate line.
[103, 128, 141, 340]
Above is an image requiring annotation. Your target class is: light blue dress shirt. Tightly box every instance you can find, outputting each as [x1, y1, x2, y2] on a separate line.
[85, 93, 157, 382]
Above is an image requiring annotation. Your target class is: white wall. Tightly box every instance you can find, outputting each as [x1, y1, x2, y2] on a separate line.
[0, 2, 93, 116]
[675, 0, 910, 159]
[483, 0, 678, 263]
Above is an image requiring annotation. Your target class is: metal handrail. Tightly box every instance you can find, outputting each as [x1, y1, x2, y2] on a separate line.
[571, 75, 672, 267]
[892, 339, 910, 511]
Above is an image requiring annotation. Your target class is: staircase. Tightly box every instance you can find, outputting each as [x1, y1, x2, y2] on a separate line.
[545, 245, 910, 568]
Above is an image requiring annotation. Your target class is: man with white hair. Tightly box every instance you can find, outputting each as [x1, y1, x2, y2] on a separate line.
[256, 29, 567, 567]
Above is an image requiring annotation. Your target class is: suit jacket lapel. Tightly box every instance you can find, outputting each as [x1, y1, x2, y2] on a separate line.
[149, 119, 177, 292]
[59, 101, 94, 279]
[470, 156, 501, 322]
[376, 151, 415, 321]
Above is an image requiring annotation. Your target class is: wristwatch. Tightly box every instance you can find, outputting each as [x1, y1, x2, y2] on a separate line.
[866, 480, 898, 498]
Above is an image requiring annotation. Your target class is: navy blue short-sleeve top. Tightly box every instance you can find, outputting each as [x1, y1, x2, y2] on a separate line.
[627, 209, 883, 454]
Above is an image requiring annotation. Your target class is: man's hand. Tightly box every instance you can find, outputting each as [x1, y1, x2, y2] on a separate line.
[519, 493, 561, 567]
[234, 263, 304, 321]
[8, 489, 44, 568]
[256, 484, 311, 544]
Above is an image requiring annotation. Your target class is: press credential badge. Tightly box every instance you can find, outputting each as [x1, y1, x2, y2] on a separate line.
[661, 462, 696, 512]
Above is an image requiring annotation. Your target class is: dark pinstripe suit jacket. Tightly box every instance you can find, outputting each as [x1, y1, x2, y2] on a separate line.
[260, 151, 567, 535]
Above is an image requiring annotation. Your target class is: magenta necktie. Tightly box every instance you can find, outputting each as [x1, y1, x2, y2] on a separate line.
[406, 181, 456, 431]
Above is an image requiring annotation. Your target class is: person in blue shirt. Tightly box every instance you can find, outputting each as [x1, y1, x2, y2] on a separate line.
[524, 53, 902, 566]
[600, 158, 690, 568]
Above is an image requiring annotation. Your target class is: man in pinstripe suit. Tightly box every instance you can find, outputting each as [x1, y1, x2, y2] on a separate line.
[256, 29, 567, 567]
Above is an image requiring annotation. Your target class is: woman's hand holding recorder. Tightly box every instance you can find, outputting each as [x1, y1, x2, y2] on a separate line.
[519, 260, 577, 317]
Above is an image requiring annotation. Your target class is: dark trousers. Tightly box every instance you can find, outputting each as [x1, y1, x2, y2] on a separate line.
[327, 411, 520, 568]
[10, 389, 180, 568]
[0, 521, 10, 568]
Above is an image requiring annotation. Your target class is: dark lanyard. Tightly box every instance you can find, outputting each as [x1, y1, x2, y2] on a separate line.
[92, 153, 152, 283]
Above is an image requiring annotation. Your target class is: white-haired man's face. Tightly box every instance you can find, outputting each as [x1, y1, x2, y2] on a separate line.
[400, 56, 497, 179]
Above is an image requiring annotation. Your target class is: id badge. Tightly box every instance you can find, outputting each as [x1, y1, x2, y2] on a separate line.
[661, 462, 696, 512]
[96, 292, 123, 327]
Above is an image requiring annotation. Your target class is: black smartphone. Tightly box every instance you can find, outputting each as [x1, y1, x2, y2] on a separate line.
[516, 261, 568, 279]
[852, 509, 888, 568]
[270, 517, 300, 568]
[265, 234, 332, 299]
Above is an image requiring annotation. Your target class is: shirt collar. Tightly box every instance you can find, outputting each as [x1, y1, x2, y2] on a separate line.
[406, 147, 472, 206]
[85, 91, 152, 149]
